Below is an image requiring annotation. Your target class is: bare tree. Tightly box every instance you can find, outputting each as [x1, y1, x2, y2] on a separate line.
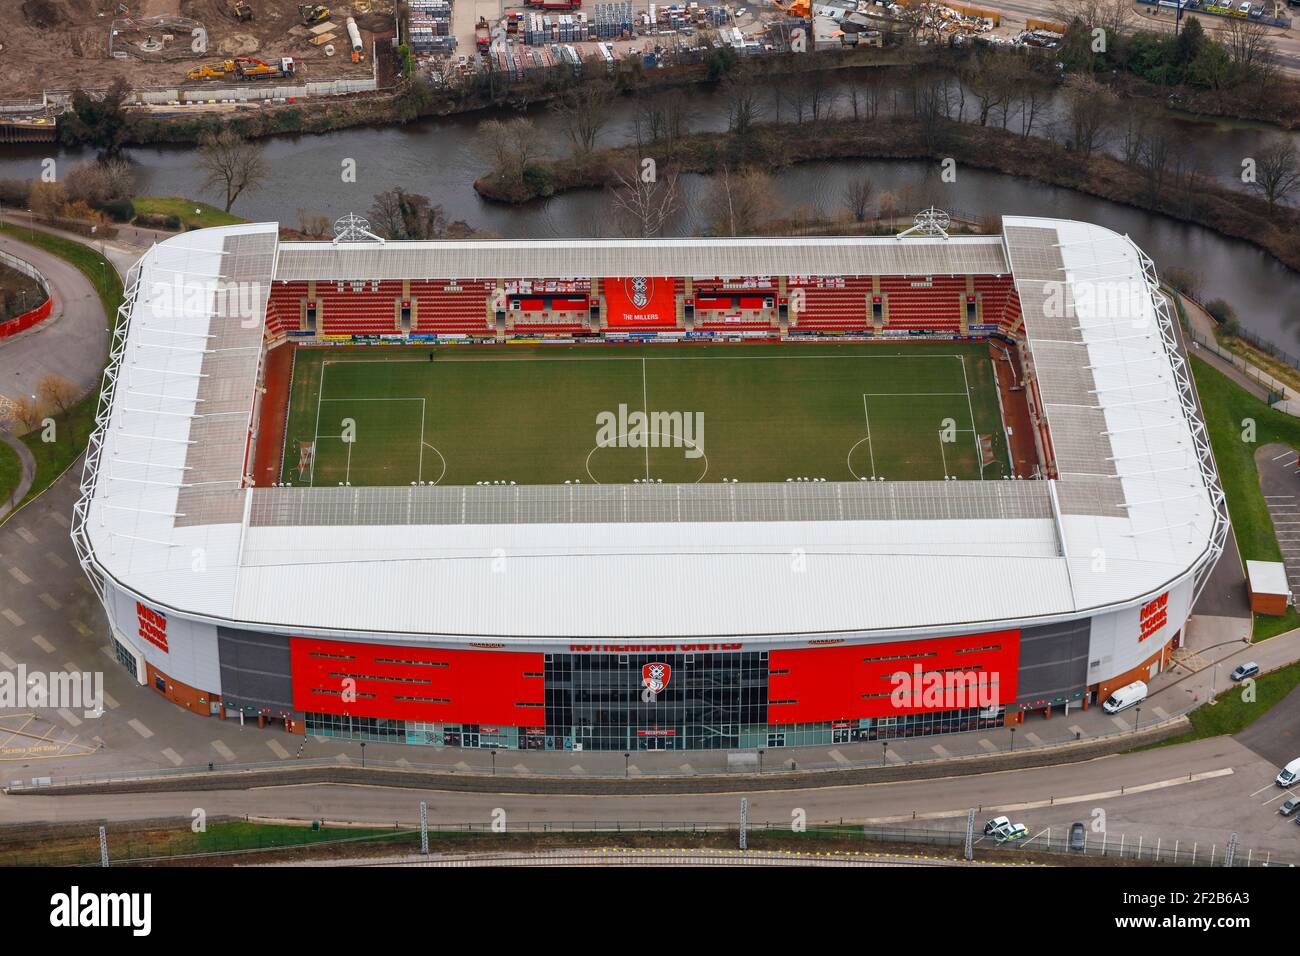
[551, 81, 615, 157]
[1222, 17, 1274, 80]
[36, 374, 78, 415]
[1250, 138, 1300, 210]
[878, 190, 899, 229]
[724, 63, 766, 157]
[1051, 0, 1132, 35]
[10, 396, 43, 434]
[843, 175, 876, 223]
[702, 166, 779, 237]
[26, 181, 67, 221]
[367, 188, 448, 240]
[478, 117, 541, 184]
[296, 210, 333, 239]
[1063, 74, 1114, 159]
[607, 160, 683, 238]
[197, 128, 269, 213]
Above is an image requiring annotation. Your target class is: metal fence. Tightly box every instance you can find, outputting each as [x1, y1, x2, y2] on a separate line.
[8, 817, 1292, 867]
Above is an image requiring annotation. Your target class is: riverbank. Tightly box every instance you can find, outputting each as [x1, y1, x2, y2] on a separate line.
[475, 116, 1300, 274]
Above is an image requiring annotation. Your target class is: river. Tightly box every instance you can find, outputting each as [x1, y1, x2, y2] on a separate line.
[1, 73, 1296, 348]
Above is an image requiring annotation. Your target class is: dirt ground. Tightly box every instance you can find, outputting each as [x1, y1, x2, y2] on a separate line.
[0, 0, 395, 97]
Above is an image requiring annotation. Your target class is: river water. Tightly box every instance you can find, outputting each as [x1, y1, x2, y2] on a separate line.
[1, 74, 1296, 347]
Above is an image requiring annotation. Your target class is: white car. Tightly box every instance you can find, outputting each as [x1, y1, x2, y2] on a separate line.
[994, 823, 1029, 843]
[983, 815, 1011, 835]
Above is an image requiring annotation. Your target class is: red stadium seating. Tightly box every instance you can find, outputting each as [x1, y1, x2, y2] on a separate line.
[263, 273, 1027, 342]
[790, 276, 873, 332]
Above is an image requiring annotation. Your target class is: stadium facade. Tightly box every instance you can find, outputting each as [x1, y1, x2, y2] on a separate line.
[72, 216, 1228, 753]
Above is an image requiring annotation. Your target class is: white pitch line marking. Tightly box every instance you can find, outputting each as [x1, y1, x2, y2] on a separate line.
[861, 394, 876, 478]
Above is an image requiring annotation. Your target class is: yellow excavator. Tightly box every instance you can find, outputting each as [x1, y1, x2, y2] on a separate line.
[228, 2, 253, 22]
[299, 3, 330, 25]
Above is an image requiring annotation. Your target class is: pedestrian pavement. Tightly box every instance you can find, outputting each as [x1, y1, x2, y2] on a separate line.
[0, 232, 110, 408]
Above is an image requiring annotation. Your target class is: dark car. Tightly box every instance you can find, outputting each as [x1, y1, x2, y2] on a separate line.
[1280, 797, 1300, 817]
[1069, 822, 1087, 851]
[1231, 662, 1261, 682]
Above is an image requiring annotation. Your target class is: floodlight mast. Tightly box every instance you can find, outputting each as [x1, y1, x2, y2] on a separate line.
[896, 207, 951, 241]
[332, 213, 385, 245]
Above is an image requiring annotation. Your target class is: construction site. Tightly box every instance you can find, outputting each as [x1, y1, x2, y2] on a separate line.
[411, 0, 1030, 88]
[1, 0, 395, 98]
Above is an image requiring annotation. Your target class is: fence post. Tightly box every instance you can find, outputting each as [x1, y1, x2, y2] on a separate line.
[99, 826, 109, 867]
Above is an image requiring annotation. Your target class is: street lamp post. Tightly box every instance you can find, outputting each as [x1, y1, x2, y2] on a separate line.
[624, 752, 630, 777]
[1009, 726, 1016, 752]
[360, 741, 366, 768]
[1134, 705, 1142, 733]
[881, 741, 888, 767]
[490, 748, 497, 776]
[758, 748, 764, 773]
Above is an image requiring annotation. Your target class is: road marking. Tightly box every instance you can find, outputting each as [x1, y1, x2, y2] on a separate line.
[128, 718, 153, 739]
[30, 634, 54, 654]
[15, 526, 36, 544]
[930, 744, 952, 758]
[512, 763, 530, 775]
[828, 748, 852, 766]
[1110, 716, 1130, 731]
[7, 566, 31, 586]
[0, 651, 17, 669]
[857, 769, 1237, 825]
[569, 764, 584, 773]
[161, 748, 184, 766]
[44, 551, 67, 569]
[265, 738, 290, 759]
[211, 739, 235, 760]
[454, 761, 472, 772]
[885, 748, 903, 764]
[1272, 451, 1294, 461]
[1068, 724, 1087, 738]
[102, 691, 119, 710]
[978, 738, 997, 752]
[678, 763, 693, 773]
[57, 708, 81, 728]
[37, 593, 60, 611]
[1151, 705, 1170, 720]
[2, 608, 25, 627]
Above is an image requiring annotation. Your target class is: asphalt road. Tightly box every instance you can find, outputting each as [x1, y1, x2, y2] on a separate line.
[0, 233, 109, 408]
[4, 735, 1298, 862]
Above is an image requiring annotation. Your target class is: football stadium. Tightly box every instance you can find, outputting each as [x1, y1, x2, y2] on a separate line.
[71, 214, 1228, 753]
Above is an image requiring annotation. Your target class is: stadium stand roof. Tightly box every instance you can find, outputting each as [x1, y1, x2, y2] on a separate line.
[274, 235, 1011, 281]
[74, 219, 1226, 642]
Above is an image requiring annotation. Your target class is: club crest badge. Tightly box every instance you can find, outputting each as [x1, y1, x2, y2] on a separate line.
[626, 276, 652, 310]
[642, 661, 671, 695]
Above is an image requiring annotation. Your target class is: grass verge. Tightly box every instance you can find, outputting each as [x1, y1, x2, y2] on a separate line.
[1191, 354, 1300, 568]
[0, 221, 122, 519]
[0, 438, 20, 505]
[1142, 660, 1300, 748]
[133, 196, 247, 230]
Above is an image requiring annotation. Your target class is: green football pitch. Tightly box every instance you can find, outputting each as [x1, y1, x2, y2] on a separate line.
[279, 343, 1012, 487]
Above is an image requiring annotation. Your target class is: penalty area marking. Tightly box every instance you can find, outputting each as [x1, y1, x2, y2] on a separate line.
[315, 396, 430, 485]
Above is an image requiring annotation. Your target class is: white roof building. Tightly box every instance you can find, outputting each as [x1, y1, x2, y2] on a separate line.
[72, 218, 1227, 647]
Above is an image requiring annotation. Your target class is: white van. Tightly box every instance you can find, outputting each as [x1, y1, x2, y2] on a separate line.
[1103, 680, 1148, 714]
[1277, 757, 1300, 788]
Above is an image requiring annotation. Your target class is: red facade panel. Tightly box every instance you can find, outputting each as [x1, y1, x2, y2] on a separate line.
[290, 637, 545, 725]
[768, 630, 1020, 723]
